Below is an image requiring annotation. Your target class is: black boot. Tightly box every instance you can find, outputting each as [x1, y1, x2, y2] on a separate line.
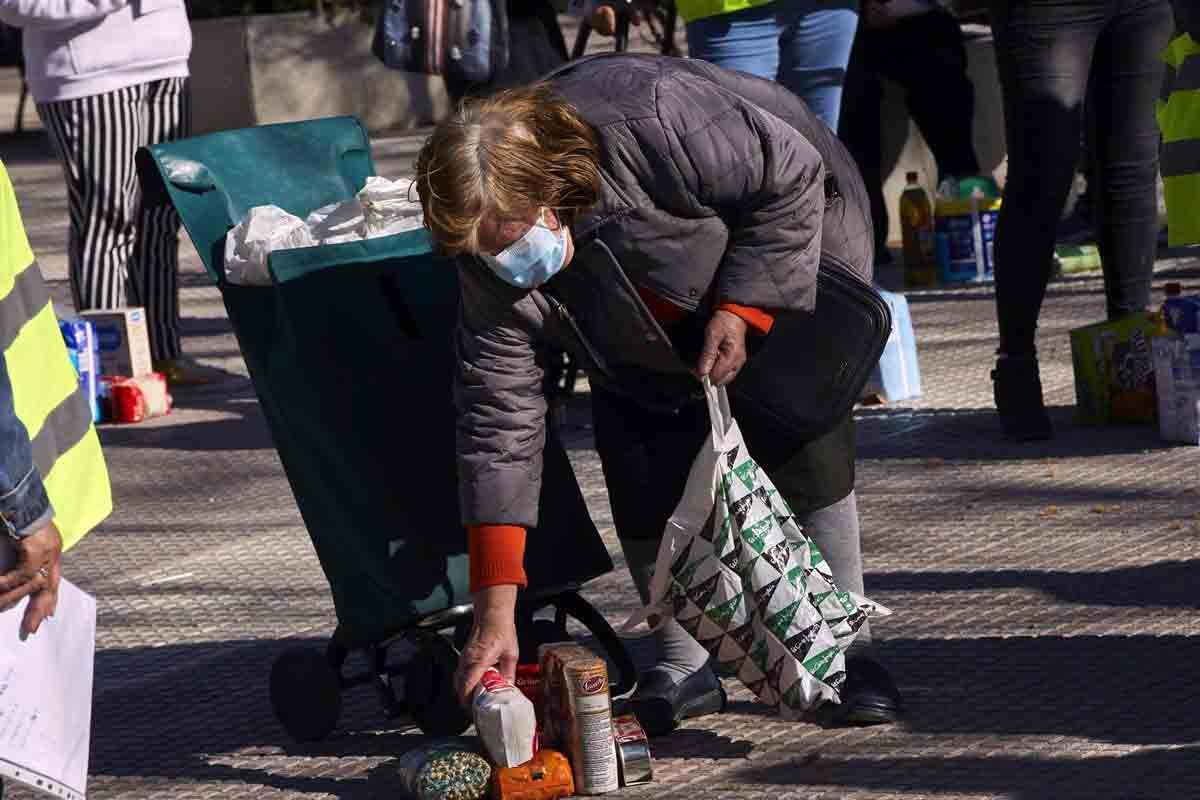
[992, 353, 1053, 441]
[629, 664, 728, 737]
[819, 655, 904, 726]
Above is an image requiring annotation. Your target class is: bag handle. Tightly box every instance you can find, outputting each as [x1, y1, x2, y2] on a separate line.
[703, 376, 739, 453]
[619, 378, 738, 637]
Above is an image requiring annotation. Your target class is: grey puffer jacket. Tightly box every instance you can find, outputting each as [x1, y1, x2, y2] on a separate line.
[456, 54, 874, 528]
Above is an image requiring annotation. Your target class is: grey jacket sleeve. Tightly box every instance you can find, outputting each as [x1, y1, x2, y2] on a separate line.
[454, 264, 548, 529]
[653, 71, 826, 312]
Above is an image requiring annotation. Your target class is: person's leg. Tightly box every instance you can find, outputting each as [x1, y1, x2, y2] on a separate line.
[591, 388, 724, 734]
[131, 77, 189, 364]
[793, 491, 872, 655]
[748, 412, 900, 724]
[686, 4, 783, 82]
[838, 26, 890, 258]
[37, 89, 140, 316]
[989, 0, 1099, 357]
[987, 0, 1103, 439]
[1086, 0, 1174, 319]
[887, 10, 981, 179]
[777, 0, 860, 131]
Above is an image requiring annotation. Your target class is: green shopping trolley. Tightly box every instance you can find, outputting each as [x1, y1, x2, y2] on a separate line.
[137, 116, 633, 743]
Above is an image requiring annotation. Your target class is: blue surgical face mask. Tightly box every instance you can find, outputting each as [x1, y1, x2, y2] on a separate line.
[481, 211, 568, 289]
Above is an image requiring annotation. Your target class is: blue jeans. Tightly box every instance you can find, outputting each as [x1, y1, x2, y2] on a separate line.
[686, 0, 859, 132]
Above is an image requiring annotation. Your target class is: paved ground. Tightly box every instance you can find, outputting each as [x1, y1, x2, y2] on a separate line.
[3, 57, 1200, 800]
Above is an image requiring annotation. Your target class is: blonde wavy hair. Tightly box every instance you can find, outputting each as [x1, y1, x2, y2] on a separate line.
[414, 83, 602, 256]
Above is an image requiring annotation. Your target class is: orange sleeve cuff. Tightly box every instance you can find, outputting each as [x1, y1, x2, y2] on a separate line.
[718, 303, 775, 335]
[468, 525, 528, 593]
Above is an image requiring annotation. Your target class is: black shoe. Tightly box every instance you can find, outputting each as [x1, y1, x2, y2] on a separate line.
[992, 354, 1054, 441]
[821, 656, 903, 727]
[630, 665, 727, 737]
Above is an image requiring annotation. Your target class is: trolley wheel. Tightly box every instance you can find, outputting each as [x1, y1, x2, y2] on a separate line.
[270, 646, 342, 742]
[406, 635, 470, 737]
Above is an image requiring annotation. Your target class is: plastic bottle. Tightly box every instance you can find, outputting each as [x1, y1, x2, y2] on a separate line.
[899, 171, 937, 288]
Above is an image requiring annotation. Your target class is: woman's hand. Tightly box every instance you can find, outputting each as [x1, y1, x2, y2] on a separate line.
[696, 309, 748, 386]
[455, 584, 519, 708]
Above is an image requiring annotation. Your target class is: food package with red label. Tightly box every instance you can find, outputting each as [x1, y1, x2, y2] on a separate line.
[537, 643, 618, 795]
[473, 668, 538, 768]
[514, 663, 543, 718]
[109, 373, 172, 423]
[491, 748, 574, 800]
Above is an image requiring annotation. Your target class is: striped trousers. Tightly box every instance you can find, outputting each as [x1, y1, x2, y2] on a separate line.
[38, 77, 191, 362]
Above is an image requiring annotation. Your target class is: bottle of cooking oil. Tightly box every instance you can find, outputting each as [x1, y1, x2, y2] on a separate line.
[899, 171, 936, 288]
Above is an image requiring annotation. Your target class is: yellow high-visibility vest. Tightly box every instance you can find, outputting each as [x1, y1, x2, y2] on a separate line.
[1159, 33, 1200, 247]
[0, 160, 111, 550]
[672, 0, 772, 23]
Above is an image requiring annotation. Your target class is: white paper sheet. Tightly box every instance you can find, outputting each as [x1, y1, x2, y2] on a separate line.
[0, 543, 96, 800]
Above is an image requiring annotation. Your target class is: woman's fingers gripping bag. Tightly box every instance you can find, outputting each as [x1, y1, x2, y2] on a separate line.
[625, 379, 891, 718]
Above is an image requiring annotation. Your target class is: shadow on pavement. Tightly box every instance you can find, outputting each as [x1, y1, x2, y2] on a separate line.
[97, 386, 276, 452]
[89, 635, 434, 798]
[869, 560, 1200, 608]
[83, 629, 1200, 797]
[881, 635, 1200, 746]
[855, 405, 1178, 460]
[731, 746, 1200, 800]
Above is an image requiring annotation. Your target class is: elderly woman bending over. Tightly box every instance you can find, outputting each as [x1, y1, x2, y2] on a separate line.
[415, 54, 902, 735]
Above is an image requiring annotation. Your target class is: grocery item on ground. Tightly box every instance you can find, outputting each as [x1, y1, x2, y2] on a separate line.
[899, 171, 936, 288]
[538, 643, 619, 795]
[934, 193, 1000, 284]
[863, 289, 921, 403]
[1152, 332, 1200, 444]
[59, 319, 101, 422]
[514, 663, 543, 722]
[80, 307, 153, 377]
[625, 381, 889, 720]
[1054, 243, 1101, 275]
[473, 668, 538, 768]
[491, 748, 575, 800]
[1070, 313, 1161, 424]
[396, 740, 493, 800]
[1164, 291, 1200, 335]
[224, 205, 315, 286]
[109, 373, 172, 423]
[612, 714, 652, 787]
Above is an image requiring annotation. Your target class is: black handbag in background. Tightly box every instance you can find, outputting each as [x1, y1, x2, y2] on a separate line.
[372, 0, 510, 84]
[728, 256, 892, 443]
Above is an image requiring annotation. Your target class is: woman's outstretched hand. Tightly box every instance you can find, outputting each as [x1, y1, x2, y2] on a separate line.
[696, 309, 748, 386]
[455, 584, 519, 708]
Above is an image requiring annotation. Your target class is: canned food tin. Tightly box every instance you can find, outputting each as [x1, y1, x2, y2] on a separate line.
[612, 714, 653, 786]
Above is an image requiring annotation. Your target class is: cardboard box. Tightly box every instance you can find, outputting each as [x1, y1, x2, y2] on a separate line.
[58, 319, 100, 422]
[1070, 313, 1161, 424]
[80, 308, 153, 378]
[1152, 334, 1200, 445]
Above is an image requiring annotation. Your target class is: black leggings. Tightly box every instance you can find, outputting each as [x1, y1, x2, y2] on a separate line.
[988, 0, 1174, 357]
